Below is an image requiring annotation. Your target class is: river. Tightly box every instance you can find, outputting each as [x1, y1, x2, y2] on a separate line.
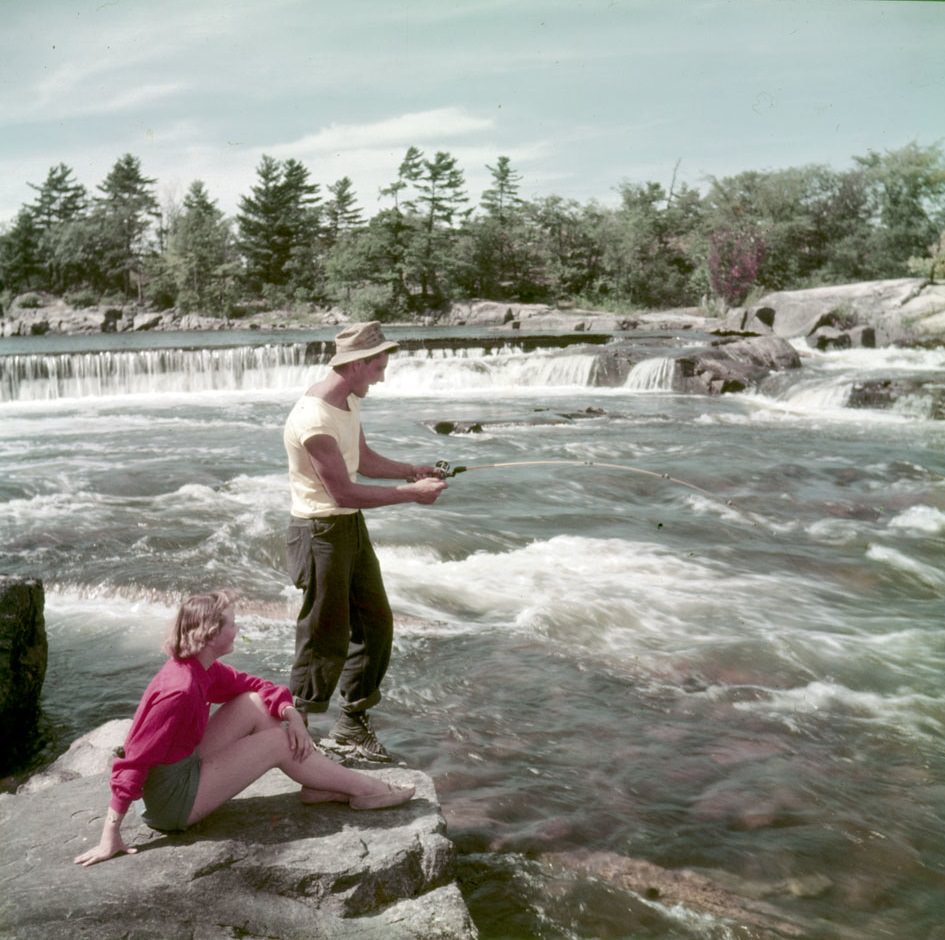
[1, 327, 943, 939]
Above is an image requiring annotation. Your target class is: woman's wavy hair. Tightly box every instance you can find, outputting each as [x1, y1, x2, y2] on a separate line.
[163, 589, 238, 659]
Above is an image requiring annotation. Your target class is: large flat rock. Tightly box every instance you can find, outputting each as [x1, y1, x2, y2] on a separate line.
[1, 749, 477, 939]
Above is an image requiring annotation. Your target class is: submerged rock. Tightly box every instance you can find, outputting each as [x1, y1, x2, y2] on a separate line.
[848, 376, 945, 420]
[541, 849, 824, 939]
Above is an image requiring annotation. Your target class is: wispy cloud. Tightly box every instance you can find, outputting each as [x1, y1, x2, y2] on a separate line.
[268, 108, 496, 160]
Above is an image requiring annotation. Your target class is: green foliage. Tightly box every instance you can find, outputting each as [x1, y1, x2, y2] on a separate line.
[65, 287, 100, 309]
[17, 291, 43, 309]
[377, 147, 471, 309]
[0, 209, 43, 294]
[344, 283, 406, 322]
[4, 140, 944, 318]
[143, 254, 178, 310]
[908, 230, 945, 283]
[854, 142, 945, 276]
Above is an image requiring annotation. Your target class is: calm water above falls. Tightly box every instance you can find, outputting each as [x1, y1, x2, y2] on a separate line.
[1, 334, 943, 939]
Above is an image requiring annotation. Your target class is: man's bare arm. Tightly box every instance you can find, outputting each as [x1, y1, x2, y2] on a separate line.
[305, 434, 446, 509]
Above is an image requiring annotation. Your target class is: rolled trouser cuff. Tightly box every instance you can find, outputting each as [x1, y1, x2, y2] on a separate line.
[341, 688, 382, 715]
[294, 695, 330, 714]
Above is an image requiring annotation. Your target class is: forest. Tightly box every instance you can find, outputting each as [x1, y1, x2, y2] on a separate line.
[1, 141, 943, 322]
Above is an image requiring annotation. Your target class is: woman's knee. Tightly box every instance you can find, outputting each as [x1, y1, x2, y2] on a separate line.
[208, 691, 276, 732]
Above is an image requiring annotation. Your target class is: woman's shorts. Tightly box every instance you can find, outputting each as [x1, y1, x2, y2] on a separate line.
[142, 751, 201, 832]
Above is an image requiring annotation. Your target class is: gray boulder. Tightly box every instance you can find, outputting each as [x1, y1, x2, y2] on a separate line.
[1, 294, 122, 337]
[0, 576, 47, 772]
[447, 300, 545, 326]
[675, 336, 802, 395]
[1, 722, 477, 939]
[719, 279, 945, 348]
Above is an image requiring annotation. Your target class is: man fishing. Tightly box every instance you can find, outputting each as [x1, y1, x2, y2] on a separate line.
[283, 321, 447, 761]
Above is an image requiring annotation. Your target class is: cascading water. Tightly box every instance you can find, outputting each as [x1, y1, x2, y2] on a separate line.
[624, 356, 677, 391]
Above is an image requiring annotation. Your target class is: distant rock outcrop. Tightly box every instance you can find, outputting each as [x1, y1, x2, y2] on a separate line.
[444, 299, 638, 332]
[1, 721, 478, 939]
[0, 293, 346, 336]
[720, 278, 945, 348]
[0, 293, 227, 336]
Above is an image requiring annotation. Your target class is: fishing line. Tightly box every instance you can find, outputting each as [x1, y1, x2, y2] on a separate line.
[429, 457, 777, 543]
[435, 458, 727, 503]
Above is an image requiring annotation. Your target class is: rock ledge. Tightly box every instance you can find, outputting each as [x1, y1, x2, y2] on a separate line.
[0, 722, 477, 939]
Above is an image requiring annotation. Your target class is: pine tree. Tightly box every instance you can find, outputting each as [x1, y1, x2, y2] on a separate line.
[410, 150, 469, 306]
[92, 154, 161, 299]
[323, 177, 363, 245]
[28, 164, 87, 230]
[237, 155, 321, 298]
[481, 156, 523, 223]
[475, 156, 527, 298]
[380, 146, 424, 211]
[280, 158, 322, 299]
[167, 181, 234, 314]
[24, 163, 89, 293]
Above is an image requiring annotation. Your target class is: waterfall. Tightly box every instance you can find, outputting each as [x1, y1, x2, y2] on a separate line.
[623, 356, 676, 391]
[0, 344, 312, 402]
[0, 343, 602, 402]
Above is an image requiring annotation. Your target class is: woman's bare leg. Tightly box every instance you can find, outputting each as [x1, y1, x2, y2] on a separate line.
[187, 693, 412, 824]
[198, 691, 279, 761]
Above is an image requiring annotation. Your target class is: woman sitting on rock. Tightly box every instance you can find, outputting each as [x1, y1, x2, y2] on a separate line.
[75, 589, 414, 867]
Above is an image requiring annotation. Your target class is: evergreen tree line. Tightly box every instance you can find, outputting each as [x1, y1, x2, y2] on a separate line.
[2, 142, 943, 321]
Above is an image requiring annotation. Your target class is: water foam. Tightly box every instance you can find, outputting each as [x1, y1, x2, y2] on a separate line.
[866, 544, 945, 589]
[887, 505, 945, 535]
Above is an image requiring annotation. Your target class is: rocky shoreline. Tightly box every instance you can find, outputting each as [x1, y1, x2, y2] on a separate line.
[2, 278, 943, 347]
[3, 278, 943, 420]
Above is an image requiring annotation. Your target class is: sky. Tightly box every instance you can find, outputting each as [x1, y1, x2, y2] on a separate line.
[1, 0, 943, 226]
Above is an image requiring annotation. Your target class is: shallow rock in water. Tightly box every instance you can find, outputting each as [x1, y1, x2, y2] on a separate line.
[848, 376, 945, 420]
[540, 849, 821, 938]
[675, 335, 801, 395]
[431, 420, 485, 435]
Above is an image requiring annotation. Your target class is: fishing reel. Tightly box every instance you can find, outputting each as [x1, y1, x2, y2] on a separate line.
[434, 460, 466, 478]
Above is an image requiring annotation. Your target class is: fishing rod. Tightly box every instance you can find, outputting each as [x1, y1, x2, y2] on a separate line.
[434, 458, 728, 503]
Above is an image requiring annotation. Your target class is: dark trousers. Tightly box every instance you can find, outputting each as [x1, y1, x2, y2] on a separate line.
[286, 512, 393, 715]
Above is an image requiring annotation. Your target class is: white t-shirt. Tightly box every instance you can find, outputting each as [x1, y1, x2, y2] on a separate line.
[283, 393, 361, 518]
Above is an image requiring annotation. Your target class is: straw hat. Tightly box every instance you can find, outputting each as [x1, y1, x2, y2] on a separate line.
[328, 321, 399, 366]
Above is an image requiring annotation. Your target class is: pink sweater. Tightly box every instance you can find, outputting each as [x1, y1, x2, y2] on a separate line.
[109, 657, 292, 813]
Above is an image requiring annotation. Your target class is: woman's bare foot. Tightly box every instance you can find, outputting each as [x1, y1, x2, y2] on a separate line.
[349, 782, 415, 811]
[300, 787, 351, 804]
